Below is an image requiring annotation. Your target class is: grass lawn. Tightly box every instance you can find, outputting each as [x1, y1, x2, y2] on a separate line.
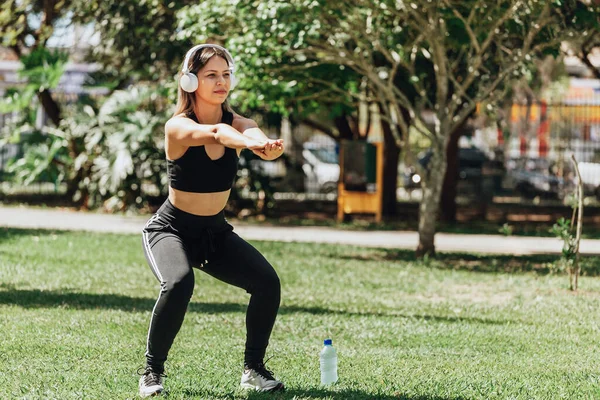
[1, 227, 600, 399]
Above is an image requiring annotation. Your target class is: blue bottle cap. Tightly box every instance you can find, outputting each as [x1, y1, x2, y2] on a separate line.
[324, 338, 332, 345]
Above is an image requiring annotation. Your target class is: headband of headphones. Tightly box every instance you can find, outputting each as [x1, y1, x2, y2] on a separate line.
[181, 44, 235, 74]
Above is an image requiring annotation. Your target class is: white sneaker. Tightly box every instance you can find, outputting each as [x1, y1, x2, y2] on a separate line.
[138, 367, 164, 398]
[240, 363, 285, 392]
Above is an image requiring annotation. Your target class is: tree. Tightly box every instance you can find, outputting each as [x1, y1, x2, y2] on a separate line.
[1, 0, 74, 126]
[1, 0, 193, 122]
[70, 0, 193, 88]
[1, 0, 182, 209]
[189, 0, 599, 256]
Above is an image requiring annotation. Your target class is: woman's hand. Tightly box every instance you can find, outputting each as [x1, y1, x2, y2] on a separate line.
[245, 138, 269, 151]
[252, 139, 284, 160]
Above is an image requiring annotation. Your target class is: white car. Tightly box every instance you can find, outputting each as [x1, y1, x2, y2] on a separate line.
[577, 162, 600, 199]
[302, 143, 339, 194]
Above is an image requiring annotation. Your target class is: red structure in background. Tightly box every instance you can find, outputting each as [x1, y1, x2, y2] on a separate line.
[520, 132, 528, 155]
[537, 101, 549, 157]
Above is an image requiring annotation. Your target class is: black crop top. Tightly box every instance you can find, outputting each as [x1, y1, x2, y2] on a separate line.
[167, 110, 239, 193]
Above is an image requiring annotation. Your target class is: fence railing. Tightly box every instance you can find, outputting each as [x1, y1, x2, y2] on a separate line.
[508, 94, 600, 202]
[3, 95, 600, 206]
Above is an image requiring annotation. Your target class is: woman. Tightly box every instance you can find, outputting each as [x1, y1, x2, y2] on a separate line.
[138, 43, 285, 397]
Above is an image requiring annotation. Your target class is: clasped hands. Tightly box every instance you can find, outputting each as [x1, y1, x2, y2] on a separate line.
[248, 139, 284, 161]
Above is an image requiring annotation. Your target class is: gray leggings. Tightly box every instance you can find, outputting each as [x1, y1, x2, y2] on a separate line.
[141, 199, 281, 373]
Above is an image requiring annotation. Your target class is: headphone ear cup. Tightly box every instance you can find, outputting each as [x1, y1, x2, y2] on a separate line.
[180, 72, 198, 93]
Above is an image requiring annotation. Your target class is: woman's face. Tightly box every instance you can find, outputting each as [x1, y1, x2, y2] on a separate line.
[195, 56, 231, 105]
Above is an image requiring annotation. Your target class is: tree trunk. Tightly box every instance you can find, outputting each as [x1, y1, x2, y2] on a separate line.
[416, 141, 447, 257]
[381, 117, 400, 217]
[440, 122, 467, 222]
[65, 166, 87, 209]
[37, 89, 61, 126]
[10, 44, 62, 127]
[333, 115, 354, 140]
[440, 132, 459, 222]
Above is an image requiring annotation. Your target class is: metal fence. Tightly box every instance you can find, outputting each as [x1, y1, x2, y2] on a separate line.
[507, 93, 600, 202]
[3, 89, 600, 206]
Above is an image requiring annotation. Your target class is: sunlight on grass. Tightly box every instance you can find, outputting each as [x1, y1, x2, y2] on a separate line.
[1, 227, 600, 399]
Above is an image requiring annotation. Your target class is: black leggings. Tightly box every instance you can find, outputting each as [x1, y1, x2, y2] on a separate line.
[141, 199, 281, 373]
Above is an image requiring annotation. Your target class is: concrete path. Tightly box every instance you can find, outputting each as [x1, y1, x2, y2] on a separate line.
[1, 205, 599, 256]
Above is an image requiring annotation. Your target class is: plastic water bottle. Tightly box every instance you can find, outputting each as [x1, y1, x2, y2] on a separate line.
[319, 338, 338, 385]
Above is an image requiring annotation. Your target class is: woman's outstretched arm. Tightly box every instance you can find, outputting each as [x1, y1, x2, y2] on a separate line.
[165, 114, 267, 150]
[233, 113, 284, 160]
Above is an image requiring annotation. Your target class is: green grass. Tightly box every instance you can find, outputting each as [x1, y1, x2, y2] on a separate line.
[2, 227, 600, 399]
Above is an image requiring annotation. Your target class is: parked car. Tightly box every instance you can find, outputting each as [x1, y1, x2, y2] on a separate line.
[506, 157, 573, 200]
[577, 161, 600, 200]
[237, 142, 340, 194]
[302, 142, 339, 194]
[247, 157, 287, 179]
[403, 147, 496, 191]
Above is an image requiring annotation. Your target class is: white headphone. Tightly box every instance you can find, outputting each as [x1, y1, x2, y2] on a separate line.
[179, 44, 237, 93]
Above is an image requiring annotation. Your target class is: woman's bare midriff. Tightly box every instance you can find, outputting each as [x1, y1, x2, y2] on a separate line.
[168, 186, 230, 216]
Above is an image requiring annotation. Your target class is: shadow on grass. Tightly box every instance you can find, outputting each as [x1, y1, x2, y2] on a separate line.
[180, 387, 467, 400]
[332, 248, 600, 276]
[0, 286, 509, 325]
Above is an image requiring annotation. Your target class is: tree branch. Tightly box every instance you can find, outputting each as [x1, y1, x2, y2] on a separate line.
[429, 13, 449, 130]
[301, 117, 337, 139]
[456, 2, 519, 95]
[450, 61, 519, 134]
[307, 76, 364, 101]
[443, 0, 480, 53]
[579, 34, 600, 79]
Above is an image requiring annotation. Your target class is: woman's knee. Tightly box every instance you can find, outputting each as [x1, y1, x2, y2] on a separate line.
[162, 271, 195, 300]
[252, 269, 280, 297]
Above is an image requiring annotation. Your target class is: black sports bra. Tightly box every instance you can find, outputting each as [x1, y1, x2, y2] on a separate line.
[167, 110, 239, 193]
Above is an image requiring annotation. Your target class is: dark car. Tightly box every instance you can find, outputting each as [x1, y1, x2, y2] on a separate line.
[506, 157, 573, 200]
[403, 147, 497, 191]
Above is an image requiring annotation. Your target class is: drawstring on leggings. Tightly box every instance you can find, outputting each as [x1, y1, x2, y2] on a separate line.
[199, 227, 215, 267]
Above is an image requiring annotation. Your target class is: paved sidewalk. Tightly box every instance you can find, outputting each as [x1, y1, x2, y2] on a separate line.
[1, 205, 599, 256]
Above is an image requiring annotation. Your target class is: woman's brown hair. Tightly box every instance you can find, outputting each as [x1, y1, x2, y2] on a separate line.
[172, 46, 233, 118]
